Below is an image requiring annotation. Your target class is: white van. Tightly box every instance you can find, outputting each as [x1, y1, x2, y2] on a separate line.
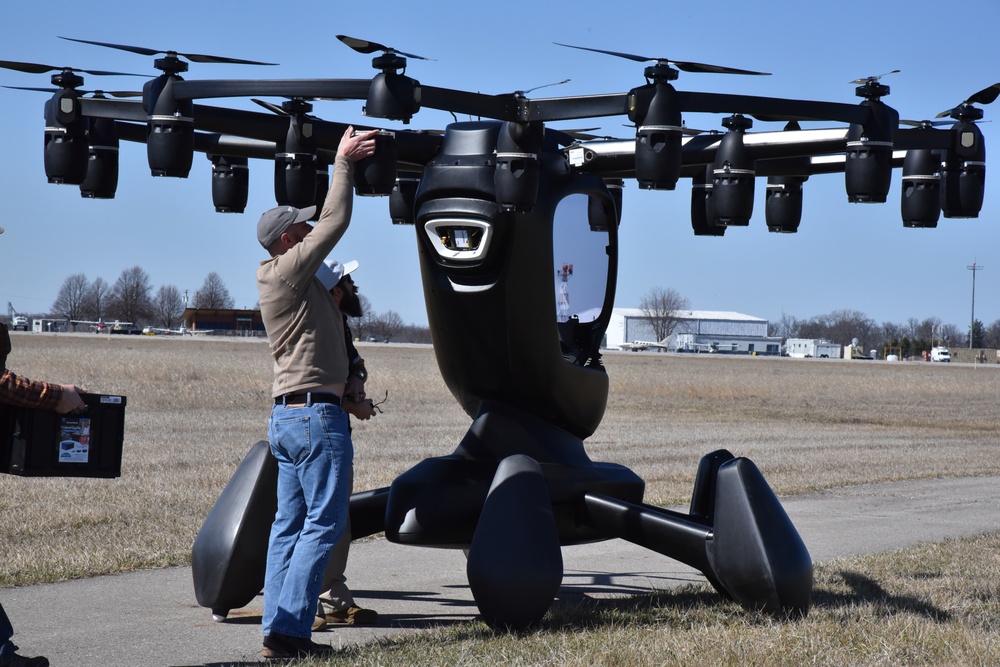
[931, 347, 951, 362]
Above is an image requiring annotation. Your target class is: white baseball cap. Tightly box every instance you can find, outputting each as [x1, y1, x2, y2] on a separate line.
[315, 259, 359, 291]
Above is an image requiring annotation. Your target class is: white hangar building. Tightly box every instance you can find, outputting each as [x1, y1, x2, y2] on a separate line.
[606, 308, 782, 355]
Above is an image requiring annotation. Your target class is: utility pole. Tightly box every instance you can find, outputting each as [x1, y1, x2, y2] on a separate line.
[968, 261, 984, 349]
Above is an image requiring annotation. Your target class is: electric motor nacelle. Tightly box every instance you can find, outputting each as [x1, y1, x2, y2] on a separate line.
[144, 76, 194, 178]
[147, 115, 194, 178]
[600, 178, 624, 228]
[587, 180, 621, 233]
[900, 149, 940, 228]
[845, 139, 893, 203]
[690, 165, 724, 236]
[635, 125, 683, 190]
[274, 114, 318, 207]
[42, 92, 88, 185]
[365, 70, 421, 122]
[390, 173, 421, 224]
[312, 163, 329, 221]
[765, 176, 805, 233]
[274, 151, 316, 207]
[494, 121, 543, 212]
[79, 117, 119, 199]
[844, 100, 898, 204]
[630, 82, 682, 190]
[354, 130, 398, 196]
[712, 116, 755, 226]
[210, 155, 249, 213]
[940, 120, 986, 219]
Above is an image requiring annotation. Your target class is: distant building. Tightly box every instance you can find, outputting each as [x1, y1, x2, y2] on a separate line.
[606, 308, 781, 355]
[181, 308, 265, 335]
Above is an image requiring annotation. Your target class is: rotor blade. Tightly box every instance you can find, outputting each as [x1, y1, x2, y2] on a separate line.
[251, 98, 290, 116]
[553, 42, 651, 63]
[2, 85, 60, 93]
[2, 85, 141, 97]
[671, 60, 770, 75]
[59, 36, 277, 65]
[59, 36, 163, 56]
[552, 43, 768, 75]
[849, 69, 900, 84]
[181, 52, 278, 66]
[337, 34, 389, 54]
[966, 82, 1000, 106]
[0, 59, 144, 77]
[173, 78, 370, 101]
[899, 119, 952, 128]
[335, 34, 430, 60]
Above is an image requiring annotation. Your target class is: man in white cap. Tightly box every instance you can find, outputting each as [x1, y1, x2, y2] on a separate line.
[311, 258, 378, 630]
[255, 126, 377, 660]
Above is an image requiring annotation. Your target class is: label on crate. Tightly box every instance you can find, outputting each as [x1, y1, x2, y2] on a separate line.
[57, 416, 91, 464]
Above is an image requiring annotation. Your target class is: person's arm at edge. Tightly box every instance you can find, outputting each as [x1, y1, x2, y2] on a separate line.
[0, 369, 85, 414]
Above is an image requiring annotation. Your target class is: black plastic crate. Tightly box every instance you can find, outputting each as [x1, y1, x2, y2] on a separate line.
[0, 393, 127, 478]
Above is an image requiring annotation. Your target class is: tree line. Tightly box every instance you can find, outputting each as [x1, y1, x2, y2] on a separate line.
[640, 286, 996, 356]
[770, 310, 1000, 356]
[49, 267, 234, 328]
[37, 268, 433, 343]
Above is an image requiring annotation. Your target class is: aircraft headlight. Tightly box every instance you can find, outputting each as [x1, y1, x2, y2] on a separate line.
[423, 219, 492, 261]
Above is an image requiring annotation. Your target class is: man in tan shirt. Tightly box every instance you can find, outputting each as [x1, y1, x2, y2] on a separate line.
[255, 126, 376, 660]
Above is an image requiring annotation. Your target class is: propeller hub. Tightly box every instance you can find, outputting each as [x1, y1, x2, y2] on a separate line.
[372, 52, 406, 73]
[722, 114, 752, 131]
[644, 63, 678, 83]
[282, 99, 313, 115]
[855, 81, 890, 100]
[50, 71, 84, 89]
[952, 103, 984, 122]
[154, 56, 188, 75]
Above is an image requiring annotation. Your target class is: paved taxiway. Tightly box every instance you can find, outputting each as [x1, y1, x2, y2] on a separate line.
[3, 476, 998, 666]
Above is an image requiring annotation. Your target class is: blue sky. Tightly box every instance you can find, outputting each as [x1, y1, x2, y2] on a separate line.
[2, 0, 999, 332]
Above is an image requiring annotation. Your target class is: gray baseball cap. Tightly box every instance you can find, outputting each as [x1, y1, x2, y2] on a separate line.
[257, 204, 316, 248]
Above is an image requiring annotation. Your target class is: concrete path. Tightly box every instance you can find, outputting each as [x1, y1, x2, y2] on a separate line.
[3, 476, 998, 666]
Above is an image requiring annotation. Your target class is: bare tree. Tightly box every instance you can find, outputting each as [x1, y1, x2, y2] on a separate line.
[983, 319, 1000, 350]
[108, 266, 153, 324]
[798, 309, 877, 349]
[193, 272, 235, 309]
[153, 285, 185, 328]
[52, 273, 90, 321]
[369, 310, 405, 342]
[770, 312, 800, 340]
[83, 276, 110, 322]
[346, 294, 373, 341]
[639, 287, 690, 343]
[939, 323, 962, 346]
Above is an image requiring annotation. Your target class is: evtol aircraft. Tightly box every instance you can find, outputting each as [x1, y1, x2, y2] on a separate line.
[3, 35, 995, 630]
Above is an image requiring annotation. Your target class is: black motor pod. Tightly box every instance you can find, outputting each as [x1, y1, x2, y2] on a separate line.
[712, 115, 755, 226]
[900, 149, 940, 228]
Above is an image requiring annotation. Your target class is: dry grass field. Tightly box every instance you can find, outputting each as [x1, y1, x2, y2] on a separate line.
[2, 333, 999, 586]
[2, 333, 998, 665]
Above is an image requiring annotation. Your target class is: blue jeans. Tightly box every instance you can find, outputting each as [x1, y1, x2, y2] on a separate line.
[262, 401, 353, 639]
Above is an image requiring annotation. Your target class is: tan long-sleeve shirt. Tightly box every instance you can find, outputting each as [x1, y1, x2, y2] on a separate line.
[256, 156, 355, 397]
